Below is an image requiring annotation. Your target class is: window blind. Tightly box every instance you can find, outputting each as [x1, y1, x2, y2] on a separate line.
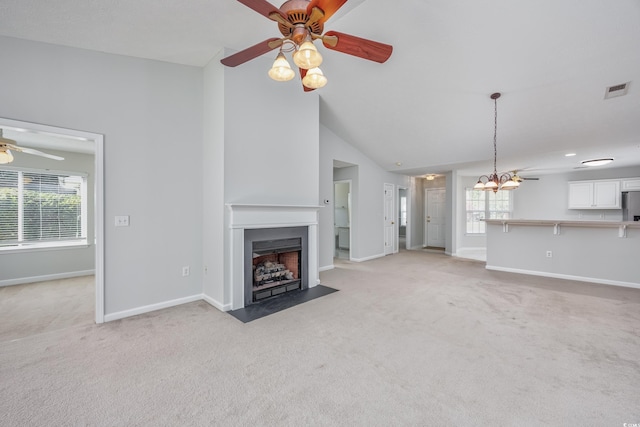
[0, 169, 85, 247]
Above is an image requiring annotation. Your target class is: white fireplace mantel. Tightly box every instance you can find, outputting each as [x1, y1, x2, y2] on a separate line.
[226, 203, 323, 310]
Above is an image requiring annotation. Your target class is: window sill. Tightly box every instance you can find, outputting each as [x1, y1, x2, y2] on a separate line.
[0, 241, 90, 254]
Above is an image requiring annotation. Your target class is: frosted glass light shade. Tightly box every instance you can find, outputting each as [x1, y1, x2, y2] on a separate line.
[302, 67, 327, 89]
[500, 179, 520, 190]
[0, 149, 14, 164]
[268, 53, 295, 82]
[473, 180, 485, 190]
[483, 180, 498, 191]
[293, 41, 323, 69]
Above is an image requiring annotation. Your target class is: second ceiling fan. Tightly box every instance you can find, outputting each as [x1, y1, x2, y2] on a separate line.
[221, 0, 393, 91]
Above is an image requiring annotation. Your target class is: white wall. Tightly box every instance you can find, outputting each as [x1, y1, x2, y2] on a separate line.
[202, 50, 226, 308]
[0, 36, 204, 316]
[0, 148, 95, 284]
[486, 222, 640, 287]
[223, 56, 319, 206]
[319, 125, 409, 268]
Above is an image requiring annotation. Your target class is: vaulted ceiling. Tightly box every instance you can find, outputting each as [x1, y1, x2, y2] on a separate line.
[1, 0, 639, 177]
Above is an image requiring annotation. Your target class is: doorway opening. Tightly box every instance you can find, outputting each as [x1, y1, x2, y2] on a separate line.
[398, 187, 410, 251]
[333, 180, 351, 260]
[0, 117, 104, 324]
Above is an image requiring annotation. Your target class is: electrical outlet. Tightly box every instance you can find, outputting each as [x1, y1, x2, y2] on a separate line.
[114, 215, 130, 227]
[546, 251, 553, 258]
[182, 266, 190, 277]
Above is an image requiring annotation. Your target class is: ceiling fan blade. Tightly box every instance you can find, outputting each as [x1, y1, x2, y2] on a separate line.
[8, 144, 64, 161]
[322, 31, 393, 63]
[237, 0, 288, 22]
[299, 68, 316, 92]
[221, 38, 282, 67]
[306, 0, 348, 24]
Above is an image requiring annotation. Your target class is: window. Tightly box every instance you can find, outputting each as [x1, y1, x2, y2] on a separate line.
[0, 168, 87, 250]
[465, 188, 512, 234]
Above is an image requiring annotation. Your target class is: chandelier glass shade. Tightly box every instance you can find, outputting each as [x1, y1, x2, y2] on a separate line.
[475, 92, 519, 192]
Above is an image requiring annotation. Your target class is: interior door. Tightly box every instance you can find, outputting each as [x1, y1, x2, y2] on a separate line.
[384, 183, 395, 255]
[425, 188, 446, 248]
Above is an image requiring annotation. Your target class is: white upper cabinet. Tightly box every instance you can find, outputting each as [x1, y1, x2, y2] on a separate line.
[622, 178, 640, 191]
[568, 180, 621, 209]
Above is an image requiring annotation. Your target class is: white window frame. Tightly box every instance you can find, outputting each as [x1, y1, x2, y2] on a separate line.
[465, 188, 513, 235]
[0, 166, 88, 252]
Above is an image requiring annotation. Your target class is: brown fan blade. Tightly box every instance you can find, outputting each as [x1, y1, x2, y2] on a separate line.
[299, 68, 316, 92]
[221, 38, 282, 67]
[306, 0, 347, 24]
[237, 0, 288, 22]
[322, 31, 392, 63]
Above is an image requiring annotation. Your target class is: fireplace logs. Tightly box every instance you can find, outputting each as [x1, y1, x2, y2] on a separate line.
[254, 261, 295, 286]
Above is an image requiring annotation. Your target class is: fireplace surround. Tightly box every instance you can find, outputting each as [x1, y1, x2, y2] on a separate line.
[227, 204, 322, 310]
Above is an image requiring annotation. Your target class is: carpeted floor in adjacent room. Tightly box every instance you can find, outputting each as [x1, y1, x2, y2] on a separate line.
[1, 251, 639, 426]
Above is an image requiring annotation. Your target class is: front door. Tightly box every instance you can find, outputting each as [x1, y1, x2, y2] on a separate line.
[425, 188, 446, 248]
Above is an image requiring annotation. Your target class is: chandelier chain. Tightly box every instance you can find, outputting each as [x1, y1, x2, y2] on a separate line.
[493, 96, 498, 175]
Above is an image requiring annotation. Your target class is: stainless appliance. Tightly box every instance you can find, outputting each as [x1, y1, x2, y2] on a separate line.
[622, 191, 640, 221]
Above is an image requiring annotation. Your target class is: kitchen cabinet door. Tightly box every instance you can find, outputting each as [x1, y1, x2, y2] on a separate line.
[568, 182, 593, 208]
[593, 181, 620, 208]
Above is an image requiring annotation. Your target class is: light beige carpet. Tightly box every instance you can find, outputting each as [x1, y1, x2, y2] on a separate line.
[1, 252, 639, 426]
[0, 275, 94, 342]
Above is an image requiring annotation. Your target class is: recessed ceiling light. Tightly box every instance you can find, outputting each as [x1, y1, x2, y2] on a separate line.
[565, 153, 576, 157]
[581, 158, 614, 167]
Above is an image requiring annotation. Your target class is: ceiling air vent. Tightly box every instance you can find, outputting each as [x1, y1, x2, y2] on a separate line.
[604, 81, 630, 99]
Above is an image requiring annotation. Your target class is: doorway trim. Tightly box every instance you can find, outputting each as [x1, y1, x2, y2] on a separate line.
[0, 118, 105, 323]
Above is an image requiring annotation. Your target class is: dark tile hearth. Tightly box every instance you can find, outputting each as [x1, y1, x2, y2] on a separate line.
[228, 285, 338, 323]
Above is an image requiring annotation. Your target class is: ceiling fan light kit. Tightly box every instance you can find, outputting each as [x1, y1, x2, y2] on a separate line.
[223, 0, 393, 91]
[301, 67, 327, 88]
[268, 52, 296, 81]
[475, 93, 520, 193]
[0, 149, 14, 164]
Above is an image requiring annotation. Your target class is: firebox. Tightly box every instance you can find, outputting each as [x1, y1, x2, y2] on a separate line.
[244, 227, 308, 306]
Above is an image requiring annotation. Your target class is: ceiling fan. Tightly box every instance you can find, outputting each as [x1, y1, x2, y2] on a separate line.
[220, 0, 393, 90]
[0, 129, 65, 164]
[510, 170, 539, 182]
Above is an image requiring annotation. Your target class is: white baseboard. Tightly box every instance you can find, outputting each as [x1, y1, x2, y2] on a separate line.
[319, 265, 335, 272]
[202, 294, 231, 312]
[104, 294, 204, 322]
[351, 253, 385, 263]
[485, 265, 640, 290]
[0, 270, 95, 287]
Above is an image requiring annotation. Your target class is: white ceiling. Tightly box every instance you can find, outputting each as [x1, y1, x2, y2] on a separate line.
[1, 0, 639, 177]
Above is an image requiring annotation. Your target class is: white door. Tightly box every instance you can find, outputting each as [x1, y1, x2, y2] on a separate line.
[425, 188, 446, 248]
[384, 183, 395, 255]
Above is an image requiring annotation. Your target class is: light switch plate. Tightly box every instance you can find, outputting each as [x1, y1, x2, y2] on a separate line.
[115, 215, 130, 227]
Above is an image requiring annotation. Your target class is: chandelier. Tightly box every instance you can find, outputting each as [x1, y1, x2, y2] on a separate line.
[268, 38, 327, 89]
[474, 93, 519, 192]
